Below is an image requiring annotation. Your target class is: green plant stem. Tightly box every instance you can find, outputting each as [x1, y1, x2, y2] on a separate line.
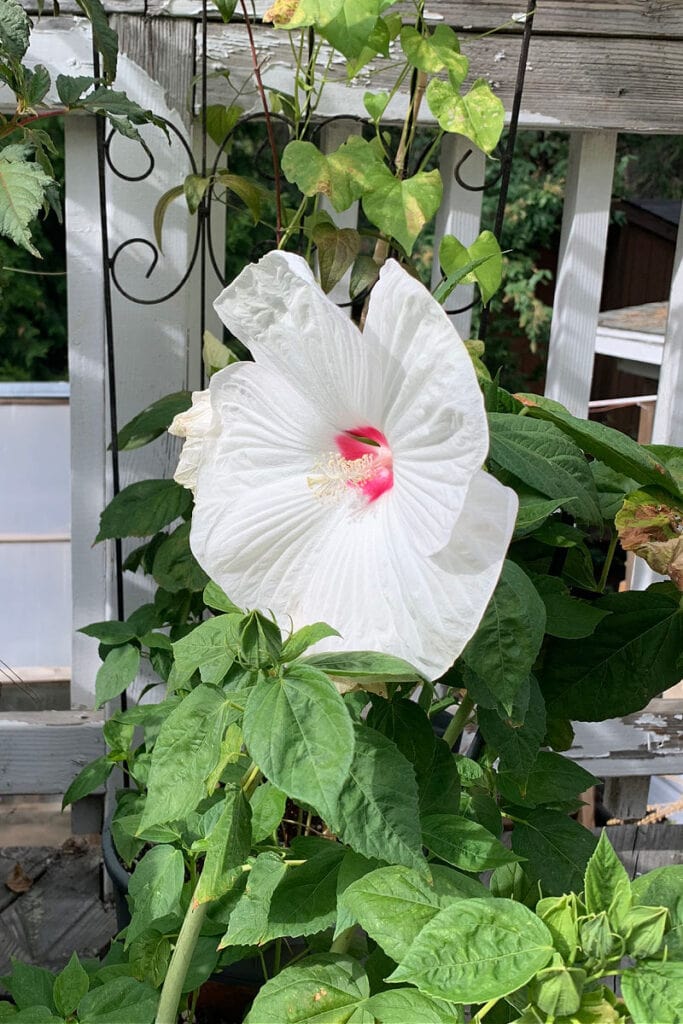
[155, 884, 208, 1024]
[473, 997, 499, 1022]
[598, 529, 619, 592]
[442, 694, 474, 748]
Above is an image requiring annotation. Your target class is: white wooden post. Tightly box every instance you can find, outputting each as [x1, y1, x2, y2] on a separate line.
[430, 135, 485, 340]
[651, 215, 683, 447]
[545, 131, 617, 416]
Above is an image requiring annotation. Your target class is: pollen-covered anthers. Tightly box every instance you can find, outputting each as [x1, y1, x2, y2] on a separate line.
[307, 452, 375, 502]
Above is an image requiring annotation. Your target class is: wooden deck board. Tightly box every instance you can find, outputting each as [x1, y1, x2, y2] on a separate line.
[0, 840, 116, 977]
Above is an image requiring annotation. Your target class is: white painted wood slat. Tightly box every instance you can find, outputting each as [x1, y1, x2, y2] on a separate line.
[544, 131, 617, 417]
[651, 216, 683, 447]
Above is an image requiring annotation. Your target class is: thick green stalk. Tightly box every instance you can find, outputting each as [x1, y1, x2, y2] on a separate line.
[442, 694, 474, 749]
[155, 885, 208, 1024]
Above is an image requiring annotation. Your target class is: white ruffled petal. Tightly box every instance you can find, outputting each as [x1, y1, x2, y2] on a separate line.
[213, 251, 384, 429]
[363, 260, 489, 553]
[168, 389, 214, 492]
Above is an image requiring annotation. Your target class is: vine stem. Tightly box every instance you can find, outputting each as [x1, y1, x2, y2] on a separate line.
[598, 529, 618, 592]
[473, 997, 499, 1022]
[239, 0, 282, 243]
[329, 926, 355, 955]
[155, 884, 208, 1024]
[442, 694, 474, 749]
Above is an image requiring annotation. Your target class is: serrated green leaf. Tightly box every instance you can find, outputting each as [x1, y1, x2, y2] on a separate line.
[62, 755, 114, 809]
[55, 74, 94, 105]
[139, 683, 236, 829]
[512, 811, 597, 895]
[281, 622, 340, 662]
[0, 146, 53, 257]
[389, 897, 553, 1003]
[244, 955, 368, 1024]
[302, 650, 421, 681]
[622, 961, 683, 1024]
[73, 0, 118, 82]
[53, 953, 89, 1018]
[218, 852, 286, 947]
[125, 846, 184, 945]
[249, 782, 287, 843]
[243, 664, 353, 817]
[498, 751, 598, 808]
[95, 643, 140, 708]
[78, 976, 159, 1024]
[427, 77, 505, 154]
[263, 843, 347, 941]
[151, 521, 208, 593]
[329, 722, 427, 872]
[0, 0, 29, 59]
[171, 613, 242, 686]
[0, 960, 56, 1011]
[340, 865, 443, 962]
[489, 413, 602, 525]
[195, 789, 252, 903]
[462, 560, 546, 714]
[584, 830, 632, 924]
[96, 478, 191, 542]
[541, 586, 683, 721]
[421, 813, 520, 872]
[477, 676, 546, 772]
[516, 393, 682, 500]
[532, 575, 611, 639]
[128, 931, 171, 989]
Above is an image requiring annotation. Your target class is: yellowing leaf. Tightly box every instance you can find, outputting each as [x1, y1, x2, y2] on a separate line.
[427, 77, 505, 154]
[361, 166, 443, 255]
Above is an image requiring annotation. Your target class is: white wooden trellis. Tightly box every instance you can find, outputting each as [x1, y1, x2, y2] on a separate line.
[1, 4, 683, 818]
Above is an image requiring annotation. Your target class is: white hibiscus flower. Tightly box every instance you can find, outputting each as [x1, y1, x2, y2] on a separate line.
[170, 251, 518, 680]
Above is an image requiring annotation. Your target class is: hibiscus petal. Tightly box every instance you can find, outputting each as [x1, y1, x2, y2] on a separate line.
[213, 251, 385, 429]
[363, 260, 490, 553]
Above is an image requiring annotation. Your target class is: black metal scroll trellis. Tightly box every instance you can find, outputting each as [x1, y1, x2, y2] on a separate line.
[94, 0, 536, 664]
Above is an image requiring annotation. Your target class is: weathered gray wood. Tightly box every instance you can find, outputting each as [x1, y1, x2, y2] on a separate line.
[0, 712, 104, 795]
[202, 23, 683, 132]
[0, 674, 70, 713]
[569, 699, 683, 777]
[545, 131, 617, 416]
[113, 14, 195, 127]
[604, 776, 652, 821]
[0, 848, 55, 914]
[0, 840, 115, 975]
[603, 824, 683, 877]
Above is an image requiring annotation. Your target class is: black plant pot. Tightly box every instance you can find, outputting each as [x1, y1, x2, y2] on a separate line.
[102, 816, 131, 932]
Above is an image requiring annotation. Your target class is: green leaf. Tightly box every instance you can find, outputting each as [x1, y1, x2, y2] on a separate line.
[622, 961, 683, 1024]
[140, 683, 236, 829]
[243, 664, 354, 816]
[421, 814, 520, 872]
[497, 751, 598, 808]
[329, 722, 426, 872]
[79, 620, 137, 644]
[462, 560, 546, 714]
[203, 328, 238, 377]
[366, 696, 435, 769]
[219, 852, 288, 946]
[238, 610, 282, 668]
[216, 171, 263, 223]
[171, 613, 242, 686]
[631, 865, 683, 957]
[477, 676, 546, 772]
[320, 0, 386, 60]
[153, 184, 184, 250]
[426, 77, 505, 154]
[584, 830, 632, 924]
[528, 960, 585, 1018]
[281, 622, 340, 662]
[302, 650, 422, 681]
[128, 931, 171, 988]
[204, 102, 243, 146]
[350, 253, 380, 299]
[96, 479, 192, 541]
[368, 989, 462, 1023]
[389, 897, 554, 1003]
[363, 90, 389, 122]
[313, 223, 361, 294]
[73, 0, 119, 82]
[62, 755, 114, 809]
[244, 955, 368, 1024]
[488, 413, 602, 525]
[125, 846, 184, 945]
[417, 736, 461, 816]
[401, 24, 468, 82]
[514, 490, 564, 538]
[55, 74, 94, 105]
[536, 893, 581, 961]
[541, 586, 683, 721]
[95, 643, 140, 708]
[439, 230, 503, 304]
[361, 166, 442, 255]
[532, 575, 611, 639]
[0, 961, 55, 1011]
[203, 580, 241, 614]
[0, 0, 29, 59]
[516, 393, 682, 500]
[0, 145, 54, 257]
[53, 953, 89, 1017]
[250, 782, 287, 843]
[622, 904, 669, 959]
[24, 64, 51, 106]
[116, 391, 192, 451]
[264, 843, 347, 941]
[282, 136, 380, 212]
[77, 976, 159, 1024]
[339, 865, 443, 962]
[151, 521, 208, 593]
[213, 0, 237, 22]
[511, 810, 597, 895]
[195, 789, 252, 903]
